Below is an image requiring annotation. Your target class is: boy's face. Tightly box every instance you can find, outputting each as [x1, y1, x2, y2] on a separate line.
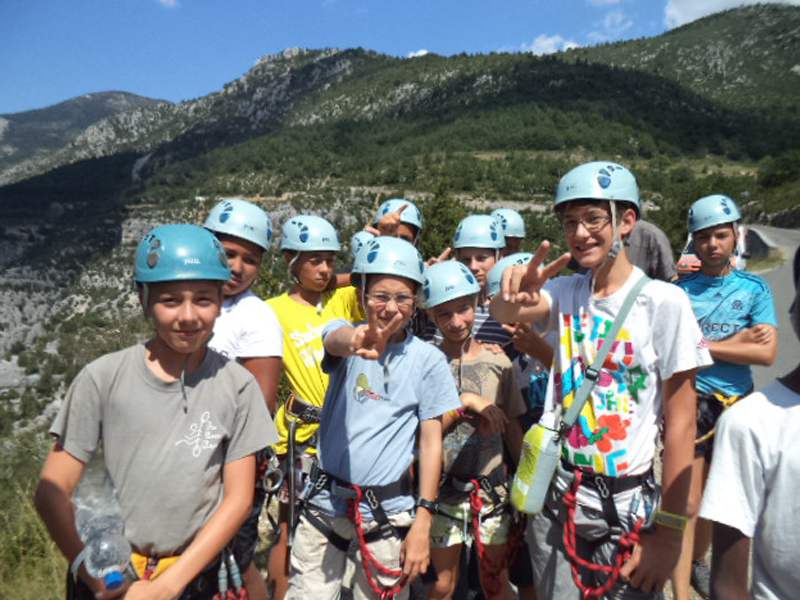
[382, 222, 418, 244]
[430, 296, 476, 344]
[288, 251, 336, 291]
[457, 248, 497, 290]
[692, 224, 736, 270]
[145, 280, 222, 355]
[558, 201, 634, 270]
[364, 275, 416, 330]
[503, 237, 523, 255]
[219, 235, 263, 298]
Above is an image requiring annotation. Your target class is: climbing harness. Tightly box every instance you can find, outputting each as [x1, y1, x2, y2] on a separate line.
[212, 550, 248, 600]
[694, 391, 743, 445]
[561, 468, 648, 600]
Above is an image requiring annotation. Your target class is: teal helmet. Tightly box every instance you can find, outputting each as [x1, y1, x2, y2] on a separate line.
[486, 252, 534, 298]
[373, 198, 424, 232]
[279, 215, 341, 252]
[350, 230, 376, 261]
[555, 161, 640, 212]
[360, 236, 425, 285]
[453, 215, 505, 250]
[204, 198, 272, 251]
[134, 224, 231, 284]
[688, 195, 742, 234]
[422, 260, 480, 309]
[491, 208, 526, 239]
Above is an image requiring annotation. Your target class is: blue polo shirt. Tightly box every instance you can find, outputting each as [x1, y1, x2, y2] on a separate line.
[311, 319, 461, 518]
[676, 271, 776, 397]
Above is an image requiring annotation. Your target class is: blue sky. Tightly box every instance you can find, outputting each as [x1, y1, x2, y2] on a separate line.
[0, 0, 796, 114]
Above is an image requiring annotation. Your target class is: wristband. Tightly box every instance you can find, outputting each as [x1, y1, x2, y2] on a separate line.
[653, 509, 689, 532]
[447, 407, 466, 419]
[416, 498, 439, 515]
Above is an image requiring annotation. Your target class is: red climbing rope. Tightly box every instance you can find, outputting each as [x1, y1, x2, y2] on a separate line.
[468, 479, 525, 597]
[562, 470, 642, 600]
[348, 484, 408, 600]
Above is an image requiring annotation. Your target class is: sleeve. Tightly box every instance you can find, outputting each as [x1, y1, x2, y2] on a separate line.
[698, 397, 765, 537]
[501, 363, 528, 419]
[750, 279, 778, 327]
[320, 318, 351, 374]
[417, 347, 461, 420]
[225, 377, 279, 463]
[652, 284, 713, 380]
[236, 300, 283, 358]
[49, 367, 102, 463]
[653, 229, 677, 281]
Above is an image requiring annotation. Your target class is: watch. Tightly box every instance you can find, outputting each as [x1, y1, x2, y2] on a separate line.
[416, 498, 439, 515]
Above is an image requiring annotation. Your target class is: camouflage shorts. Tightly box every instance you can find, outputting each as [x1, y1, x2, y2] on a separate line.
[430, 489, 511, 548]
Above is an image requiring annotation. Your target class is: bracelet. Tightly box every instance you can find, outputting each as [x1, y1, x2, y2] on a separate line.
[653, 509, 689, 532]
[447, 407, 466, 419]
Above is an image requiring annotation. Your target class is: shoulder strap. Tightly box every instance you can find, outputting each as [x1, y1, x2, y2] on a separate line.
[562, 275, 651, 428]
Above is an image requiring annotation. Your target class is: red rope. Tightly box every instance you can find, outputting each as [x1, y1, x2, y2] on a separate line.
[468, 479, 524, 597]
[562, 470, 642, 600]
[348, 485, 408, 600]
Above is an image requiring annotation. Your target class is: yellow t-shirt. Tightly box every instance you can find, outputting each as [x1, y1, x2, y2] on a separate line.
[267, 286, 365, 454]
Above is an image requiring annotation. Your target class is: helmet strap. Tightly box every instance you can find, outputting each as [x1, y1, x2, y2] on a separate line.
[592, 202, 622, 296]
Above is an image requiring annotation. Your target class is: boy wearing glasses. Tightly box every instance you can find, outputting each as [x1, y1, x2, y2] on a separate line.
[491, 161, 710, 598]
[286, 237, 460, 600]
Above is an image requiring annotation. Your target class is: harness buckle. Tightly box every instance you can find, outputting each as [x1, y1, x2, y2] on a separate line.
[314, 472, 328, 491]
[331, 480, 358, 500]
[479, 477, 494, 496]
[364, 488, 380, 510]
[594, 475, 610, 499]
[584, 366, 600, 382]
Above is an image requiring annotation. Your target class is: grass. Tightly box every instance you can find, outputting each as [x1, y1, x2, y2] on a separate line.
[746, 254, 785, 274]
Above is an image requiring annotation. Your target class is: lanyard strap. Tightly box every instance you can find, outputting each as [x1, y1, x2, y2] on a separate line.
[562, 275, 651, 428]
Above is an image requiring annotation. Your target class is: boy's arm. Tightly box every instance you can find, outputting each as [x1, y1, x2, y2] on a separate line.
[401, 417, 442, 581]
[621, 368, 697, 592]
[710, 523, 750, 600]
[324, 324, 358, 357]
[143, 455, 255, 599]
[707, 324, 777, 367]
[503, 418, 524, 468]
[240, 356, 282, 415]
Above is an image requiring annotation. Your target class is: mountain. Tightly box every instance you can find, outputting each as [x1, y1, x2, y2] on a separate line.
[565, 4, 800, 112]
[0, 92, 168, 183]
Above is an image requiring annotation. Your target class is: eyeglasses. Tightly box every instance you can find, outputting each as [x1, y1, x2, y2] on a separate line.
[560, 213, 611, 234]
[365, 292, 416, 308]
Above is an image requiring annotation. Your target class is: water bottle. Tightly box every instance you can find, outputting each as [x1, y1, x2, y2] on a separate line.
[74, 454, 131, 590]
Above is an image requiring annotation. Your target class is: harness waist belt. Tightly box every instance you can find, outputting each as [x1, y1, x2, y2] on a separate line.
[310, 467, 413, 507]
[561, 460, 652, 499]
[288, 395, 322, 424]
[441, 467, 507, 495]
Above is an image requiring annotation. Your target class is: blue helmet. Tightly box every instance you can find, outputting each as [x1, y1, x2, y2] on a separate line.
[688, 195, 742, 234]
[487, 253, 534, 298]
[555, 161, 640, 212]
[491, 208, 526, 239]
[373, 198, 424, 232]
[204, 198, 273, 251]
[350, 230, 376, 261]
[453, 215, 505, 250]
[422, 261, 480, 309]
[360, 236, 425, 285]
[279, 215, 341, 252]
[134, 224, 231, 284]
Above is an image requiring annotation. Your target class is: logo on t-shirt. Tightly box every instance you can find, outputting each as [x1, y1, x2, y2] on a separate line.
[175, 411, 223, 458]
[353, 373, 389, 403]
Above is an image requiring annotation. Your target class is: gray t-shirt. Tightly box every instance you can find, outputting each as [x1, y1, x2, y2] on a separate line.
[50, 344, 277, 556]
[625, 220, 676, 282]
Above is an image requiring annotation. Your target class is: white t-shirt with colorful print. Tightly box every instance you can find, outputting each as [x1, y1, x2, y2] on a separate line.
[539, 267, 711, 480]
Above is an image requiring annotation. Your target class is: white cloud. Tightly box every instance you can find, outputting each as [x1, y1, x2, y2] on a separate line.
[587, 0, 622, 5]
[407, 49, 430, 58]
[665, 0, 800, 28]
[157, 0, 178, 7]
[587, 8, 634, 42]
[520, 34, 580, 55]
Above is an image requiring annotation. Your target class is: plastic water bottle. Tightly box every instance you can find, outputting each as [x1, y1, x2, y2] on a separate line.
[74, 455, 131, 590]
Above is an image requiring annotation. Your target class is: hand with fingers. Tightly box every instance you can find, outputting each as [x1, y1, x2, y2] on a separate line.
[425, 247, 452, 267]
[400, 519, 430, 582]
[501, 240, 571, 304]
[348, 310, 406, 360]
[619, 527, 682, 593]
[377, 204, 408, 237]
[461, 392, 508, 435]
[501, 322, 553, 362]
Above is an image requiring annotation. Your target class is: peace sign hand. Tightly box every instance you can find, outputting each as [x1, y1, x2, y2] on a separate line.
[377, 204, 408, 237]
[348, 310, 406, 360]
[425, 247, 452, 267]
[501, 240, 571, 305]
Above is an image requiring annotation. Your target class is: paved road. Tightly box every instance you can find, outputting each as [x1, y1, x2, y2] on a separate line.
[750, 225, 800, 389]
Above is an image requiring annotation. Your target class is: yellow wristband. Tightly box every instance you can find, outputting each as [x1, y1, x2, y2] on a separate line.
[653, 510, 689, 532]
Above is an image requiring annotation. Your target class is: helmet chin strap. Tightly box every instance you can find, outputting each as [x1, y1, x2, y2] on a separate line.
[591, 202, 622, 296]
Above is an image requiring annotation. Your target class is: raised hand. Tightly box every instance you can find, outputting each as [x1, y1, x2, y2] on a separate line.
[377, 204, 408, 237]
[501, 240, 571, 305]
[348, 309, 405, 360]
[426, 247, 452, 267]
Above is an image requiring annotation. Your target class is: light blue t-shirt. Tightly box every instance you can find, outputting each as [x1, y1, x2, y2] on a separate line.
[676, 270, 777, 397]
[310, 319, 461, 518]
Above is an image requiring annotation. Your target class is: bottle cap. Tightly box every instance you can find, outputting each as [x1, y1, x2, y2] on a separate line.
[103, 571, 125, 590]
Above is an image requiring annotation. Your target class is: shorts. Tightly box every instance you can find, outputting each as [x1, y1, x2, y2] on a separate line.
[694, 390, 748, 460]
[431, 486, 510, 549]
